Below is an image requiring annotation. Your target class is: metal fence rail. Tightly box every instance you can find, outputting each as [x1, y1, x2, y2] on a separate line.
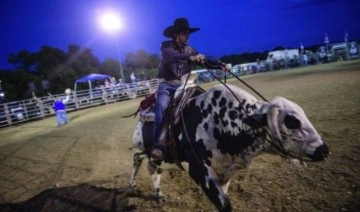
[0, 79, 160, 128]
[0, 68, 261, 128]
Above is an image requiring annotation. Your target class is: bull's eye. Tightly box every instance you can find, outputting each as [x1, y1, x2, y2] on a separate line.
[284, 115, 301, 129]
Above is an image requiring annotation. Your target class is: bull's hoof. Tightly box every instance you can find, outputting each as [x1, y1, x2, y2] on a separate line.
[155, 194, 165, 203]
[128, 185, 142, 196]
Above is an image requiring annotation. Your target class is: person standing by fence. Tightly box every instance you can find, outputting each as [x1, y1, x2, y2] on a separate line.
[303, 54, 308, 66]
[53, 94, 70, 127]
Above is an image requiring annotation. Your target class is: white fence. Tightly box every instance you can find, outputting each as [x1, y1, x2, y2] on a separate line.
[0, 79, 160, 128]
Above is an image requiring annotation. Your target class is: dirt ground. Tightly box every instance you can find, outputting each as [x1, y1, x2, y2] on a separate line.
[0, 61, 359, 211]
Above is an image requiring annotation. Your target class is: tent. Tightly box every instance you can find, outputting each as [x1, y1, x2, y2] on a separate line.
[74, 74, 111, 98]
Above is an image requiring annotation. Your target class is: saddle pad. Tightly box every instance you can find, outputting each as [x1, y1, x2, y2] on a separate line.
[139, 107, 155, 122]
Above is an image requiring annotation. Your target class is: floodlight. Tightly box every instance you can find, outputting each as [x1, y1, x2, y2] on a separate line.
[98, 12, 123, 33]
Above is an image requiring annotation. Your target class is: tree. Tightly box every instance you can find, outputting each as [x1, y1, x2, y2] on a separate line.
[34, 45, 67, 78]
[7, 50, 37, 71]
[100, 58, 122, 79]
[220, 51, 268, 65]
[272, 46, 286, 51]
[123, 50, 160, 82]
[149, 54, 161, 69]
[46, 44, 102, 93]
[0, 69, 36, 100]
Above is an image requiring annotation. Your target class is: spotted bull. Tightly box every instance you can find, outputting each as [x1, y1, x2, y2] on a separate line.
[129, 83, 329, 211]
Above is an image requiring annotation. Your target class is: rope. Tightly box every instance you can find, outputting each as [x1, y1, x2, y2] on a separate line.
[203, 57, 268, 102]
[199, 57, 303, 161]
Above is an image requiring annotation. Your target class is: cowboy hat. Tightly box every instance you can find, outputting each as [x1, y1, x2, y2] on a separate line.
[163, 18, 200, 38]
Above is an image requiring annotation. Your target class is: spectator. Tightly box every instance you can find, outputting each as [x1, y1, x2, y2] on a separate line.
[303, 54, 308, 66]
[267, 54, 274, 71]
[110, 77, 117, 86]
[130, 72, 136, 83]
[130, 72, 137, 88]
[53, 95, 70, 127]
[256, 59, 261, 72]
[117, 78, 127, 90]
[104, 79, 110, 88]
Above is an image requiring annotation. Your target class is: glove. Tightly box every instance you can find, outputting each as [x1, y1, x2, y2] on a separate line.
[222, 64, 232, 71]
[190, 54, 206, 63]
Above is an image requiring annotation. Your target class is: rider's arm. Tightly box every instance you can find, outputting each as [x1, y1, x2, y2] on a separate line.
[62, 95, 70, 104]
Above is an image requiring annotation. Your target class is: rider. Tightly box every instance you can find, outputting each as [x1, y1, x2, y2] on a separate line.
[151, 18, 206, 162]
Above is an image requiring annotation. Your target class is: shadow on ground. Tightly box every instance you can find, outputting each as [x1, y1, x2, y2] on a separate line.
[0, 184, 137, 212]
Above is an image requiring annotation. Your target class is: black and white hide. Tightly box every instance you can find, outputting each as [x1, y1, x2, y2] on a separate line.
[129, 84, 329, 212]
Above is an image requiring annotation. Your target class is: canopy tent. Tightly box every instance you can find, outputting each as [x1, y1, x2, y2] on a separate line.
[74, 74, 111, 98]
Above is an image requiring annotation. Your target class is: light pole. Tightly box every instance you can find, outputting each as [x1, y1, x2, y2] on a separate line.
[324, 33, 330, 55]
[97, 11, 125, 81]
[345, 30, 350, 60]
[0, 80, 5, 103]
[115, 39, 125, 81]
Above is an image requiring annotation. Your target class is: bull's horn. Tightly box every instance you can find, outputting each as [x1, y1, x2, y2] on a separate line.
[267, 104, 282, 141]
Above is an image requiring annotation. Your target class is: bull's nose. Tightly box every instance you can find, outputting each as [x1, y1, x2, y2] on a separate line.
[308, 144, 329, 161]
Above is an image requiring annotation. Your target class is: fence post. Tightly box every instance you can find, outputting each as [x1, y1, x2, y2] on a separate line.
[102, 88, 108, 104]
[4, 103, 12, 126]
[39, 101, 45, 119]
[74, 96, 80, 110]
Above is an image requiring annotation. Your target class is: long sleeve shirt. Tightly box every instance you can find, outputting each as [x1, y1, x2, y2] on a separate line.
[157, 40, 198, 81]
[53, 95, 70, 112]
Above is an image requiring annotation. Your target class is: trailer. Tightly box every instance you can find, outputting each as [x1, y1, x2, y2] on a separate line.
[268, 49, 299, 60]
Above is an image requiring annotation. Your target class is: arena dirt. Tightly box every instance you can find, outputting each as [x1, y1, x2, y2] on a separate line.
[0, 62, 359, 211]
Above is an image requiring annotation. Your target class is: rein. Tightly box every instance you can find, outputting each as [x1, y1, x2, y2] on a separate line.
[178, 73, 204, 163]
[180, 57, 305, 163]
[202, 57, 268, 102]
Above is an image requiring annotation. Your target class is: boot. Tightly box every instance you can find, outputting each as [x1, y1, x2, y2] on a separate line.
[151, 128, 167, 163]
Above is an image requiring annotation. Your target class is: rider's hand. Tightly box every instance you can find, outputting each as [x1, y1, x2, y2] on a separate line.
[221, 63, 232, 71]
[190, 54, 206, 63]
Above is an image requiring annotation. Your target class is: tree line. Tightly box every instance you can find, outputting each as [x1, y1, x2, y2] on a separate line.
[0, 43, 309, 101]
[0, 44, 162, 101]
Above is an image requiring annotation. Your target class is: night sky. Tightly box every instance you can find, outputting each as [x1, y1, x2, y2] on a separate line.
[1, 0, 359, 69]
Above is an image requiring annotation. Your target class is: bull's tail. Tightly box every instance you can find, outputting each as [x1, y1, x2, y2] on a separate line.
[121, 107, 141, 118]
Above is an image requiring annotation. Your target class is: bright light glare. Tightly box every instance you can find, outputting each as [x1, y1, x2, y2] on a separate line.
[98, 12, 123, 33]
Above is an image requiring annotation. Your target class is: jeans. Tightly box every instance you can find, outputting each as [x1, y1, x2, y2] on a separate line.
[56, 110, 68, 127]
[152, 82, 180, 146]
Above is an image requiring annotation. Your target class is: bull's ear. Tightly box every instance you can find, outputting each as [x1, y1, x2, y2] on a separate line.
[284, 115, 301, 129]
[244, 113, 267, 128]
[243, 104, 270, 128]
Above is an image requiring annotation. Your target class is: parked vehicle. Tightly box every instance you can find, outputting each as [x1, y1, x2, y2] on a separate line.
[9, 104, 26, 121]
[194, 69, 215, 83]
[0, 102, 26, 126]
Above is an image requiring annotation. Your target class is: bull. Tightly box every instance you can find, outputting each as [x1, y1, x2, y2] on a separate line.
[129, 82, 329, 212]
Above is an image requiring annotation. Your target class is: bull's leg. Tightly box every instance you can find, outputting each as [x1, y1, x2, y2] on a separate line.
[147, 161, 165, 202]
[129, 152, 145, 190]
[188, 160, 232, 211]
